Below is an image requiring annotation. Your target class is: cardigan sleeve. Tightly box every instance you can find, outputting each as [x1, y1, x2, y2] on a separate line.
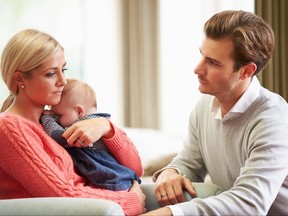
[102, 121, 144, 177]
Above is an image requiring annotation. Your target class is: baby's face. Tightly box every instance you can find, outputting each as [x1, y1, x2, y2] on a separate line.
[52, 100, 79, 127]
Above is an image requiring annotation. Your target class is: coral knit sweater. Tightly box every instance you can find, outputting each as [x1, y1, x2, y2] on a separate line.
[0, 113, 143, 216]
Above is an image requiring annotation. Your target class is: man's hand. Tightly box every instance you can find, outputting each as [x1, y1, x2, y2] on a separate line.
[154, 169, 196, 206]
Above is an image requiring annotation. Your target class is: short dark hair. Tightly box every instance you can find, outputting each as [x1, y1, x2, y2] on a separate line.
[204, 10, 274, 75]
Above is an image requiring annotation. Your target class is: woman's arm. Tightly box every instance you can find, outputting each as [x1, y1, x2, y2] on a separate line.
[0, 114, 144, 216]
[62, 118, 143, 177]
[102, 122, 143, 177]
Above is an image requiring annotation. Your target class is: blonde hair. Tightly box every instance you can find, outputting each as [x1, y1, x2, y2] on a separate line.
[0, 29, 63, 112]
[61, 78, 97, 111]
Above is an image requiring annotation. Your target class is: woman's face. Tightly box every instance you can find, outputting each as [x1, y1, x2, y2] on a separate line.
[21, 48, 67, 107]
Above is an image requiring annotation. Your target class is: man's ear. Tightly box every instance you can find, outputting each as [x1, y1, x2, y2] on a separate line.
[240, 62, 257, 80]
[75, 105, 85, 118]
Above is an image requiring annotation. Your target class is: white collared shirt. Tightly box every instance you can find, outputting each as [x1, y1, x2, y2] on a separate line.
[209, 77, 261, 121]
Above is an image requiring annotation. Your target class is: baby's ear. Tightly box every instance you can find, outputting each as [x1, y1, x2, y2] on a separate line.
[76, 105, 85, 118]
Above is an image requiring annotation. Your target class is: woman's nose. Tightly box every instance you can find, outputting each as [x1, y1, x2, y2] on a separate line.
[58, 73, 67, 86]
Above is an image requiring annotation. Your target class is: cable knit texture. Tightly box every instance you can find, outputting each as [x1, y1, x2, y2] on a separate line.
[0, 113, 143, 216]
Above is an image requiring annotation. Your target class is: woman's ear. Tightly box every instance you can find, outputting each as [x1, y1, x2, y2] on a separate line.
[75, 105, 85, 118]
[13, 71, 25, 90]
[240, 62, 257, 80]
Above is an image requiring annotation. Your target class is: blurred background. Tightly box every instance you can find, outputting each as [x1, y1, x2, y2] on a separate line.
[0, 0, 286, 137]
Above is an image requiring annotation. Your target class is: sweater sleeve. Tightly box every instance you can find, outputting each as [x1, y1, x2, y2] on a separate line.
[176, 115, 288, 215]
[41, 114, 69, 147]
[162, 95, 288, 215]
[102, 121, 144, 177]
[166, 96, 208, 182]
[0, 114, 142, 216]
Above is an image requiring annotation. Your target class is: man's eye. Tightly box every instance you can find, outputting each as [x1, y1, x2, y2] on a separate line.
[207, 59, 218, 66]
[62, 68, 68, 73]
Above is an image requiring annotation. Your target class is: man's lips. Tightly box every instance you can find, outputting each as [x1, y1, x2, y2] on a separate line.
[198, 77, 208, 84]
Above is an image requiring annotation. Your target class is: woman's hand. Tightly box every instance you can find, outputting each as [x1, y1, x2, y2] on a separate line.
[62, 117, 114, 147]
[129, 180, 147, 214]
[154, 169, 196, 206]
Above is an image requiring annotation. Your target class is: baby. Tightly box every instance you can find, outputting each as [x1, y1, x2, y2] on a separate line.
[41, 78, 141, 191]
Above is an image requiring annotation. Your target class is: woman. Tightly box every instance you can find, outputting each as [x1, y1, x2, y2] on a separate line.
[0, 29, 145, 216]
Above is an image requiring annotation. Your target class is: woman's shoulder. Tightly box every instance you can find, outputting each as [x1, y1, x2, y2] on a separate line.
[0, 112, 20, 124]
[0, 113, 49, 152]
[1, 112, 29, 124]
[0, 112, 42, 132]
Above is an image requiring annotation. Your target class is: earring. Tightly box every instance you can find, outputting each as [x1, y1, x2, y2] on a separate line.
[21, 85, 24, 89]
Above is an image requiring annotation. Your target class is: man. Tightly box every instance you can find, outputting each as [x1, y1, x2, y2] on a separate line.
[144, 10, 288, 215]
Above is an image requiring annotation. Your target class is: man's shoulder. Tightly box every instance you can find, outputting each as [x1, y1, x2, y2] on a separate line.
[258, 87, 288, 109]
[248, 88, 288, 123]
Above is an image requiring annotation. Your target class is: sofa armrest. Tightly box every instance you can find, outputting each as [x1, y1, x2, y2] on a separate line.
[0, 197, 124, 216]
[141, 182, 222, 211]
[0, 183, 222, 215]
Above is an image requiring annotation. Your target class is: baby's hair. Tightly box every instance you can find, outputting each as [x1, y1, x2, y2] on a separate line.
[62, 78, 97, 110]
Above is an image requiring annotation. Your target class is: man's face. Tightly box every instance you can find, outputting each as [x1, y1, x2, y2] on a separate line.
[194, 37, 242, 99]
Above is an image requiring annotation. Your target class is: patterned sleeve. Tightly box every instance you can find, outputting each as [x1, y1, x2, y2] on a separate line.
[41, 114, 69, 147]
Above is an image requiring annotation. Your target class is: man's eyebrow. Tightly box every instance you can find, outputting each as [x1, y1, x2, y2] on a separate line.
[199, 48, 222, 65]
[206, 56, 222, 65]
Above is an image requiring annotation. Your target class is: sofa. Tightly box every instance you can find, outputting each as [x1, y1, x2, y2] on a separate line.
[0, 182, 222, 215]
[0, 128, 222, 215]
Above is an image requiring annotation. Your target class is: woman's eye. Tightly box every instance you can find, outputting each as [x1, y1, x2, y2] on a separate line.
[46, 71, 56, 77]
[45, 68, 67, 77]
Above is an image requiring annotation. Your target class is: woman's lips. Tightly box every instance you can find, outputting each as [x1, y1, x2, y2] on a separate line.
[54, 87, 64, 95]
[54, 90, 63, 95]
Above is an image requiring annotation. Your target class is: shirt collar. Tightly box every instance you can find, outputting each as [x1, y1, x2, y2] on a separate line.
[209, 76, 261, 121]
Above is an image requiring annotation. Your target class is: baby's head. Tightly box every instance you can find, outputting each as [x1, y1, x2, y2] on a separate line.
[52, 78, 97, 127]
